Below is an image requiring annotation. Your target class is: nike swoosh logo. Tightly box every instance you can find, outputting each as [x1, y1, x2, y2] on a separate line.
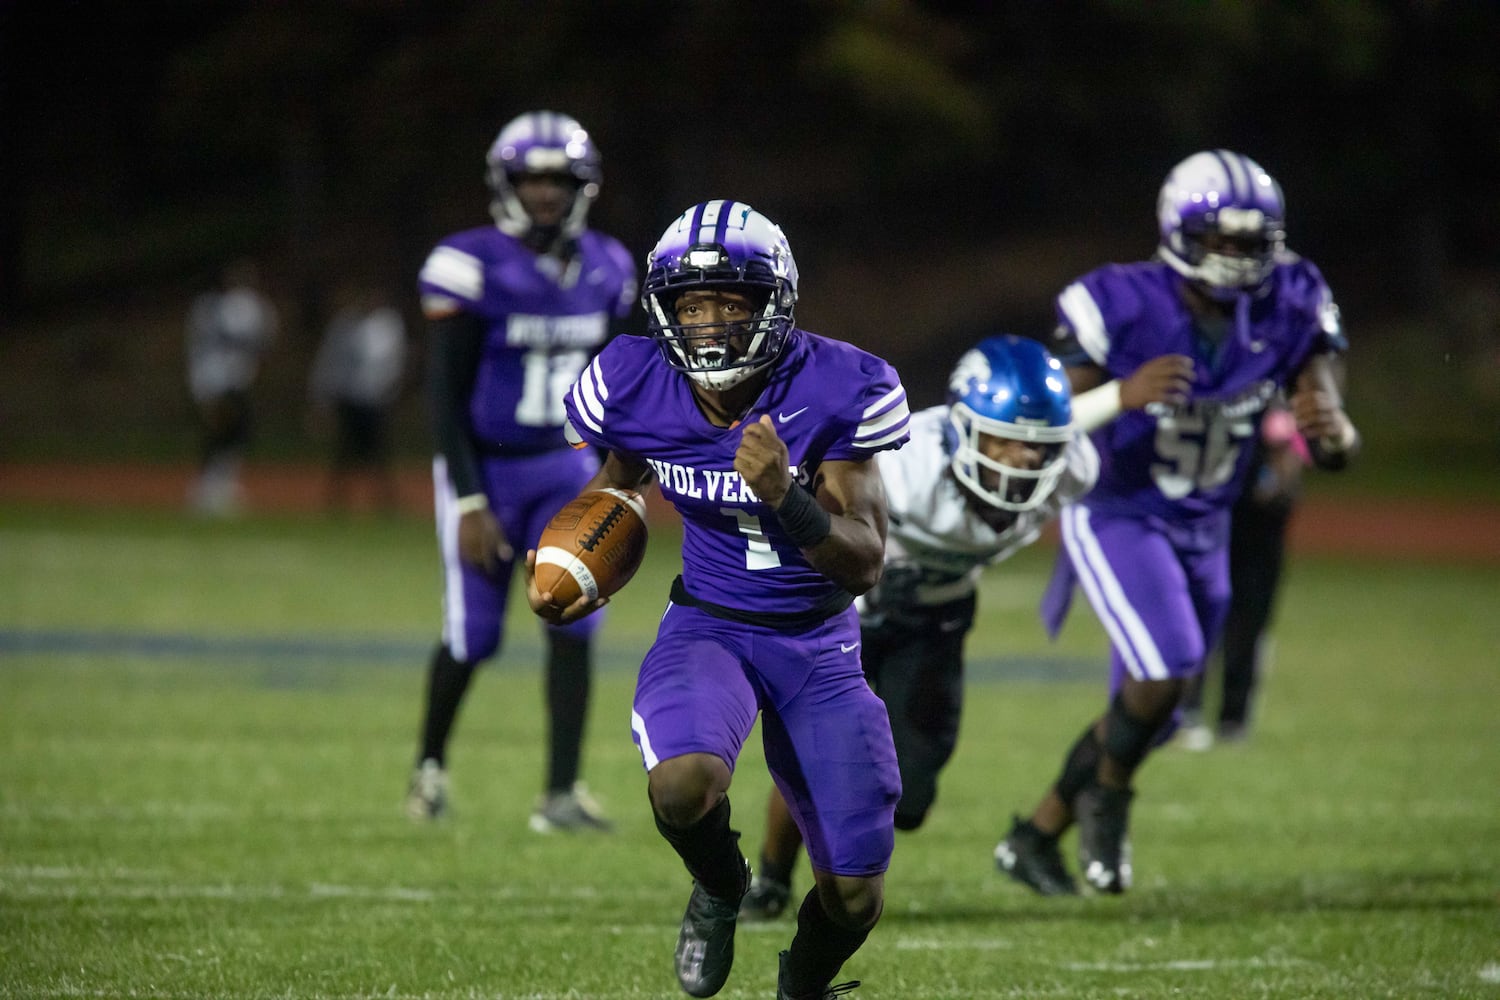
[840, 642, 860, 653]
[778, 406, 810, 424]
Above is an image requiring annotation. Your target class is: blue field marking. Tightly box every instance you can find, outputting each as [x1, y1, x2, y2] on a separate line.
[0, 628, 430, 663]
[0, 627, 1096, 682]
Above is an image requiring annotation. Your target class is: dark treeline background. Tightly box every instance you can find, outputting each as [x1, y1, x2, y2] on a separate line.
[2, 1, 1496, 480]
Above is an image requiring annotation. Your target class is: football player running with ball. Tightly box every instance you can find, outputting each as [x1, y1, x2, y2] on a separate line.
[739, 335, 1115, 920]
[406, 111, 636, 831]
[996, 150, 1360, 897]
[528, 201, 909, 999]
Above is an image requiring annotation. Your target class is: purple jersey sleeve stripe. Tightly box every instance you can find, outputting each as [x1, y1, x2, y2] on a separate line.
[856, 413, 911, 449]
[577, 362, 607, 420]
[568, 384, 602, 435]
[582, 353, 609, 402]
[419, 246, 483, 301]
[855, 400, 909, 440]
[857, 423, 910, 451]
[570, 358, 607, 434]
[1057, 282, 1109, 365]
[861, 384, 907, 422]
[854, 397, 911, 450]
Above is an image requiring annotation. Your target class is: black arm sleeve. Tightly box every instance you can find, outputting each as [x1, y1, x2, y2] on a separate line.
[427, 310, 486, 499]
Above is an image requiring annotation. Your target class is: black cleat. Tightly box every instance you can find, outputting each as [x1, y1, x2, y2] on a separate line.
[994, 815, 1079, 896]
[739, 872, 791, 921]
[1075, 783, 1134, 894]
[673, 860, 749, 997]
[777, 949, 861, 999]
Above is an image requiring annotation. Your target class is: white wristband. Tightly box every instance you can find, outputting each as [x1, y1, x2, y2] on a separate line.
[1071, 379, 1123, 432]
[454, 493, 489, 515]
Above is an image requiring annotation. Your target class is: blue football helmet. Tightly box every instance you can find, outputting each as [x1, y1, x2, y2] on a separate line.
[1157, 149, 1286, 300]
[486, 111, 602, 244]
[945, 335, 1073, 512]
[643, 200, 798, 390]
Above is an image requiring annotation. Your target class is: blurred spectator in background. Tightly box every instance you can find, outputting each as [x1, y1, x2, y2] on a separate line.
[308, 284, 409, 515]
[185, 258, 278, 516]
[1177, 402, 1308, 750]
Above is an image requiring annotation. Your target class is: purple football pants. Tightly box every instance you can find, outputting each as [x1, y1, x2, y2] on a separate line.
[432, 449, 602, 663]
[632, 601, 901, 877]
[1048, 503, 1232, 696]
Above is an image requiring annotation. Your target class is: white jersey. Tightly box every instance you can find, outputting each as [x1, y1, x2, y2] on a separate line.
[861, 405, 1098, 608]
[186, 286, 278, 402]
[310, 305, 408, 408]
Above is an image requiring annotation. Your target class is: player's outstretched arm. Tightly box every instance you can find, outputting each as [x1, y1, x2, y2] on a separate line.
[1069, 355, 1195, 432]
[1290, 353, 1359, 470]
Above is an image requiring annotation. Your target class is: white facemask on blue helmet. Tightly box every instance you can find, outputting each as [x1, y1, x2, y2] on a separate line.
[643, 200, 798, 391]
[944, 335, 1073, 512]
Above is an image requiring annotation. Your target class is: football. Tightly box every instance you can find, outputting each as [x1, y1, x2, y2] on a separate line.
[533, 488, 650, 609]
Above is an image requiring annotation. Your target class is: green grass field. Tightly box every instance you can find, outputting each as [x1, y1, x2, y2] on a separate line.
[2, 504, 1498, 999]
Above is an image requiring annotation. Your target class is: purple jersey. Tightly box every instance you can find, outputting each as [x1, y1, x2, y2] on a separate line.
[419, 225, 636, 452]
[1056, 257, 1344, 522]
[566, 330, 911, 616]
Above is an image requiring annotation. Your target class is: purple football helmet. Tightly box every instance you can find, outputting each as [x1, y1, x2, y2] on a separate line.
[642, 200, 798, 390]
[1157, 150, 1286, 299]
[485, 111, 602, 244]
[944, 335, 1072, 512]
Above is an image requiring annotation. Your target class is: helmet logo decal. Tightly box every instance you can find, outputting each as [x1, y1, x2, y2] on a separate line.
[948, 349, 991, 395]
[769, 242, 790, 278]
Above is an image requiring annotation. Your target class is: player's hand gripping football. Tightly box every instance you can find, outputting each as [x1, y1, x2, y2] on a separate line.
[459, 507, 513, 575]
[1122, 354, 1195, 411]
[736, 415, 793, 508]
[523, 548, 608, 626]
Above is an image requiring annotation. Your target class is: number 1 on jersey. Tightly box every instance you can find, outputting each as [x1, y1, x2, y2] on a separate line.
[724, 508, 781, 570]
